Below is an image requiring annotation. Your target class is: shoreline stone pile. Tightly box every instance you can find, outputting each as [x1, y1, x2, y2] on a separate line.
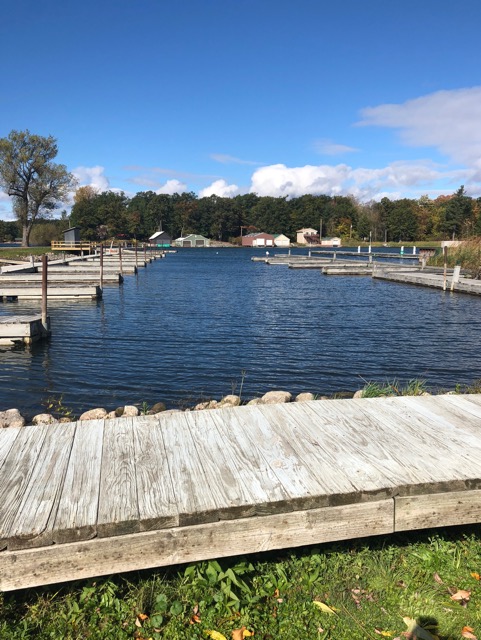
[0, 390, 324, 428]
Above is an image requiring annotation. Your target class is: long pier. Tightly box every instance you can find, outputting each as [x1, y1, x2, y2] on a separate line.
[1, 394, 481, 591]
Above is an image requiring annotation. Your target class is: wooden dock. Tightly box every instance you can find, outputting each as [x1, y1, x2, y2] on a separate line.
[373, 268, 481, 296]
[0, 285, 101, 301]
[0, 315, 50, 345]
[1, 394, 481, 591]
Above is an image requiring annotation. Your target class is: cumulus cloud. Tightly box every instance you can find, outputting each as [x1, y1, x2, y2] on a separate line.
[199, 179, 240, 198]
[249, 161, 461, 201]
[314, 139, 360, 155]
[210, 153, 260, 165]
[72, 165, 110, 191]
[156, 179, 188, 195]
[358, 87, 481, 171]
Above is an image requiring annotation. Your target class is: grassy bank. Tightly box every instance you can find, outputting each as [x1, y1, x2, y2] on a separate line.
[0, 247, 50, 260]
[428, 239, 481, 279]
[1, 527, 481, 639]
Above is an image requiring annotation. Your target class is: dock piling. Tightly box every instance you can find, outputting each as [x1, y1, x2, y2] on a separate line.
[41, 255, 48, 331]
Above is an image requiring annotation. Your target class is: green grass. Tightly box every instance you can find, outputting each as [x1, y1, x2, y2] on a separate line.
[0, 247, 50, 260]
[428, 238, 481, 279]
[358, 378, 429, 398]
[2, 527, 481, 639]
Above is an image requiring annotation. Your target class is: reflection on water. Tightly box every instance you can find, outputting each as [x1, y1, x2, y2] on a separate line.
[1, 247, 481, 416]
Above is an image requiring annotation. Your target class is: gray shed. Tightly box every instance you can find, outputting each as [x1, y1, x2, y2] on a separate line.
[63, 227, 81, 244]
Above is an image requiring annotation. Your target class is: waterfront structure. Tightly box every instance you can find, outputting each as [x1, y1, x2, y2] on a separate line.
[149, 231, 172, 247]
[321, 237, 341, 247]
[1, 393, 481, 591]
[174, 234, 210, 248]
[296, 228, 318, 244]
[274, 234, 291, 248]
[241, 232, 275, 247]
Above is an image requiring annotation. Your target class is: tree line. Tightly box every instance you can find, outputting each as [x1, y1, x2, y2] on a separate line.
[68, 185, 481, 244]
[1, 130, 481, 246]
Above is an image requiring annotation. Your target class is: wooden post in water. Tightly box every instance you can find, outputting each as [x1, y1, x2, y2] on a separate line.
[41, 255, 48, 332]
[135, 240, 138, 269]
[119, 244, 123, 277]
[443, 246, 448, 291]
[99, 243, 104, 291]
[144, 243, 147, 262]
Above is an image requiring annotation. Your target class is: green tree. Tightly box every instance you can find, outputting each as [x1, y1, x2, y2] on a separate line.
[442, 186, 474, 239]
[0, 129, 76, 246]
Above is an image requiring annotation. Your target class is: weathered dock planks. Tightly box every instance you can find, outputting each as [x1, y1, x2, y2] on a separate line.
[1, 394, 481, 591]
[373, 268, 481, 296]
[0, 315, 50, 344]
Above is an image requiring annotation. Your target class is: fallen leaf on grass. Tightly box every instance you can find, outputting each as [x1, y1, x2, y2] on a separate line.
[450, 589, 471, 605]
[462, 626, 477, 639]
[471, 572, 480, 581]
[374, 628, 393, 636]
[313, 600, 337, 615]
[232, 627, 254, 639]
[205, 631, 227, 640]
[433, 572, 443, 584]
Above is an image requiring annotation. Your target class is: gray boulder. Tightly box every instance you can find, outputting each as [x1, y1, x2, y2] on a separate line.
[0, 408, 25, 428]
[32, 413, 56, 425]
[295, 392, 315, 402]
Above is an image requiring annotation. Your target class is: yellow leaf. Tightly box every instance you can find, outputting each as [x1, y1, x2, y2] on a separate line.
[462, 626, 477, 639]
[138, 613, 148, 621]
[205, 631, 228, 640]
[471, 572, 480, 580]
[232, 628, 254, 640]
[374, 629, 393, 637]
[313, 600, 336, 615]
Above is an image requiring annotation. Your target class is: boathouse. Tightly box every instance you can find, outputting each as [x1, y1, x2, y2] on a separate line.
[174, 234, 210, 248]
[321, 236, 341, 247]
[242, 232, 275, 247]
[149, 231, 172, 247]
[274, 234, 291, 248]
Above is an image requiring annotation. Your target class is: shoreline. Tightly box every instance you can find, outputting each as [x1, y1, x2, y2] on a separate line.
[1, 380, 478, 428]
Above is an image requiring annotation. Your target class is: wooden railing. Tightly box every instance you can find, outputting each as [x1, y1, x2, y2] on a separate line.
[51, 241, 94, 251]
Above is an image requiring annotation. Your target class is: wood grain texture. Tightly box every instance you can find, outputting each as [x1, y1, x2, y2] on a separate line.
[133, 416, 179, 531]
[226, 405, 329, 509]
[0, 425, 49, 550]
[0, 499, 394, 591]
[97, 418, 139, 537]
[54, 420, 104, 543]
[395, 490, 481, 531]
[160, 411, 226, 525]
[0, 428, 20, 469]
[6, 422, 76, 550]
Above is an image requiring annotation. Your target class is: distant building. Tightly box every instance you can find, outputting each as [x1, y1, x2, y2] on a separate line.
[242, 232, 275, 247]
[174, 234, 210, 247]
[149, 231, 172, 247]
[63, 227, 81, 244]
[274, 234, 291, 248]
[296, 228, 319, 244]
[321, 237, 341, 247]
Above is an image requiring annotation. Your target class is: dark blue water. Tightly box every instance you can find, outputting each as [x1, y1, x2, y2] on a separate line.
[1, 247, 481, 416]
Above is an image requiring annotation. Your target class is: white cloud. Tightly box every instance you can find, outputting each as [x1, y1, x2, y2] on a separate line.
[72, 165, 110, 191]
[156, 179, 188, 195]
[210, 153, 260, 166]
[199, 179, 240, 198]
[358, 87, 481, 170]
[248, 161, 463, 201]
[314, 139, 360, 155]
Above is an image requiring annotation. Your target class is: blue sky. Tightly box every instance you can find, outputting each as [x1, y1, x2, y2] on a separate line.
[1, 0, 481, 219]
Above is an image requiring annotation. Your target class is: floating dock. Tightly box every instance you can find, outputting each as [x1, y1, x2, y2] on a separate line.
[0, 315, 50, 345]
[0, 285, 101, 301]
[1, 394, 481, 591]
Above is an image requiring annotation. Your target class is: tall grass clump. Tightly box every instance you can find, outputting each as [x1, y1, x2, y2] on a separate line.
[429, 238, 481, 279]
